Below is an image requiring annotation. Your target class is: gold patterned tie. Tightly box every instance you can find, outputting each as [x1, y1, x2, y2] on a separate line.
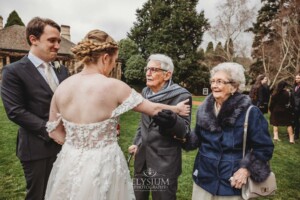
[43, 62, 58, 92]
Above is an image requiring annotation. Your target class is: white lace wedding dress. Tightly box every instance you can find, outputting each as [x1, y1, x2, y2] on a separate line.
[45, 90, 143, 200]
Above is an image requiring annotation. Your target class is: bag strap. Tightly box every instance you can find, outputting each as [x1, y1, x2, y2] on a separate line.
[243, 105, 254, 158]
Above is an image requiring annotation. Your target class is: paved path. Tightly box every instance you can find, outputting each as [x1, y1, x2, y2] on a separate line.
[192, 101, 202, 106]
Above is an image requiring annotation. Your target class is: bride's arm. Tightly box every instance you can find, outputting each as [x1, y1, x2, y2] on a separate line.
[47, 93, 66, 145]
[133, 98, 190, 116]
[115, 79, 190, 116]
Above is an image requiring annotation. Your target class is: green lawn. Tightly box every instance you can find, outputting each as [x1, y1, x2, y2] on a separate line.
[191, 96, 206, 102]
[0, 98, 300, 199]
[0, 101, 26, 199]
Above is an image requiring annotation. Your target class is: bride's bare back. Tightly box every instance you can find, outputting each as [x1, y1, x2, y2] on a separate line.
[54, 73, 131, 124]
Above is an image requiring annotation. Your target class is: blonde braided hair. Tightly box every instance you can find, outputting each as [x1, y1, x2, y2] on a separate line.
[71, 30, 118, 64]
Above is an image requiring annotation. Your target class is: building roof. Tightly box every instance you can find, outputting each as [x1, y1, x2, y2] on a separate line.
[0, 25, 75, 55]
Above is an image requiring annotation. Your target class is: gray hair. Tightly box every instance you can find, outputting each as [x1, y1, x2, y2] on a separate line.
[210, 62, 246, 91]
[147, 54, 174, 73]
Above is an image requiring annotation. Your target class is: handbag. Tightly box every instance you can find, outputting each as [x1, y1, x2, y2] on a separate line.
[241, 106, 277, 200]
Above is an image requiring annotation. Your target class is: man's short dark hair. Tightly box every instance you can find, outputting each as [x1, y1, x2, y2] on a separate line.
[26, 17, 61, 45]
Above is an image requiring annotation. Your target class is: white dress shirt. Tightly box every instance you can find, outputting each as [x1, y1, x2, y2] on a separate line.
[28, 52, 59, 85]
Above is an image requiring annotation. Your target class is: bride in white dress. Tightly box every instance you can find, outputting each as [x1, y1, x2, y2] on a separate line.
[44, 30, 190, 200]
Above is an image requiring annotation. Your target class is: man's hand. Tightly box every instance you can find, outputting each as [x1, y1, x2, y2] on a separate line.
[128, 145, 138, 156]
[153, 109, 177, 129]
[38, 130, 52, 143]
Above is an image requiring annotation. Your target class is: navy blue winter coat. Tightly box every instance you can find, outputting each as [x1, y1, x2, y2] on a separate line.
[185, 93, 274, 196]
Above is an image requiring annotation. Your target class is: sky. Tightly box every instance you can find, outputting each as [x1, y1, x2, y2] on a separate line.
[0, 0, 260, 54]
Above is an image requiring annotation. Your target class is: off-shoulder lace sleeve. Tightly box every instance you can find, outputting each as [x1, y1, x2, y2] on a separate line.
[46, 113, 62, 133]
[111, 89, 144, 117]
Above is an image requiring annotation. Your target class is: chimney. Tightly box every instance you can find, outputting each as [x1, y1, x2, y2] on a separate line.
[61, 25, 71, 41]
[0, 16, 3, 30]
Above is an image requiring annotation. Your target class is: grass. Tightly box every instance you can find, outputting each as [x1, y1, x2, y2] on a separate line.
[191, 96, 206, 102]
[0, 101, 26, 199]
[1, 98, 300, 199]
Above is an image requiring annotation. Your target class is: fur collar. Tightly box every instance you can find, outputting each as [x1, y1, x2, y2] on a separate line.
[197, 93, 252, 132]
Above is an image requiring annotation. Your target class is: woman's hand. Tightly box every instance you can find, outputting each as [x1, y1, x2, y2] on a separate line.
[54, 138, 65, 145]
[176, 99, 190, 116]
[229, 168, 250, 189]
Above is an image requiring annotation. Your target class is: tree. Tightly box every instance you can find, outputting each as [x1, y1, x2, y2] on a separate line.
[128, 0, 209, 94]
[118, 39, 139, 62]
[124, 55, 146, 84]
[250, 0, 280, 57]
[208, 0, 257, 61]
[197, 48, 205, 58]
[281, 0, 300, 73]
[215, 42, 223, 54]
[203, 41, 226, 71]
[4, 10, 24, 28]
[206, 41, 214, 54]
[214, 41, 227, 62]
[224, 38, 234, 59]
[118, 39, 140, 81]
[249, 0, 300, 88]
[249, 0, 281, 79]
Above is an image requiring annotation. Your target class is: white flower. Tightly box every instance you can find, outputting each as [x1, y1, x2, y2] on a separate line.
[53, 61, 61, 73]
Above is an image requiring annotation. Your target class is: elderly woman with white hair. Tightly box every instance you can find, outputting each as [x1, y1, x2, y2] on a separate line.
[184, 62, 274, 199]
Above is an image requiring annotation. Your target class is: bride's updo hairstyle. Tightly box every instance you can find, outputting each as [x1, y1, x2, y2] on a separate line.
[71, 29, 118, 65]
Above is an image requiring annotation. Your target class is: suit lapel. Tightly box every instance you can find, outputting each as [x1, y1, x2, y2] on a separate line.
[54, 67, 65, 83]
[21, 56, 54, 94]
[296, 89, 300, 98]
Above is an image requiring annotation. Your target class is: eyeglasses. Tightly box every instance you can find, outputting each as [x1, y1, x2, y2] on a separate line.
[144, 67, 168, 73]
[210, 79, 234, 86]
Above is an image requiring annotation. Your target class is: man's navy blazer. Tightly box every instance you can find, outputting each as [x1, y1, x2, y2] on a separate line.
[1, 55, 69, 161]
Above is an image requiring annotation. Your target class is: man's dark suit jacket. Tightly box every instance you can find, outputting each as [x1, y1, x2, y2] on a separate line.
[133, 86, 192, 178]
[293, 85, 300, 112]
[1, 55, 69, 161]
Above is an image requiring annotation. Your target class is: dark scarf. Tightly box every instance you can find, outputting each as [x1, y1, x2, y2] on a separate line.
[197, 93, 252, 132]
[142, 80, 190, 102]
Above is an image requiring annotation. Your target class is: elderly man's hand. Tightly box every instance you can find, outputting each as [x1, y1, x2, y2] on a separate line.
[153, 109, 177, 129]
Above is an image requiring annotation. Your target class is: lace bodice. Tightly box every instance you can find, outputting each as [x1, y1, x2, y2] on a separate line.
[46, 89, 143, 149]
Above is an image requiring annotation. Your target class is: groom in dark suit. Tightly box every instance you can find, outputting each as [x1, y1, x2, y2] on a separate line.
[1, 17, 68, 200]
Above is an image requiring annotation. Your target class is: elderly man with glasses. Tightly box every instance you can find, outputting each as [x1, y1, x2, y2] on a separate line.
[128, 54, 192, 200]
